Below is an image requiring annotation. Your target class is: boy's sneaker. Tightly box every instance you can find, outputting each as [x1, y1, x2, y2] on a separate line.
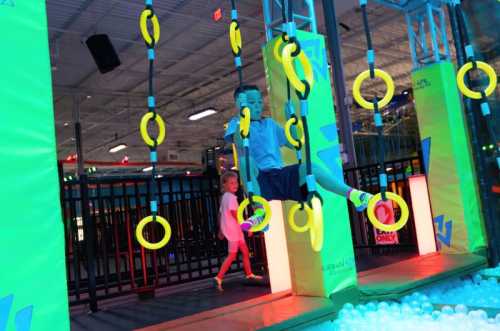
[240, 211, 265, 231]
[349, 189, 373, 212]
[246, 273, 263, 280]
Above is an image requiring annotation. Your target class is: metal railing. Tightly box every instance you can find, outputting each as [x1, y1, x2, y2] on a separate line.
[61, 174, 267, 307]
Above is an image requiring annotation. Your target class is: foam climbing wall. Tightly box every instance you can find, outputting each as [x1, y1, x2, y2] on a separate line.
[0, 1, 70, 330]
[411, 61, 487, 254]
[262, 31, 357, 299]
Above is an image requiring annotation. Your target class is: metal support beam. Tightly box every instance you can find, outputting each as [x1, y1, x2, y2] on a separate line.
[321, 0, 357, 167]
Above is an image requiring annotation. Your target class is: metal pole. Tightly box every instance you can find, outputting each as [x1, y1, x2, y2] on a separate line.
[72, 95, 98, 311]
[321, 0, 357, 167]
[72, 96, 84, 176]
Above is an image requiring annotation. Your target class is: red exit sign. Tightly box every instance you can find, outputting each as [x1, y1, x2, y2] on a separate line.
[212, 7, 223, 22]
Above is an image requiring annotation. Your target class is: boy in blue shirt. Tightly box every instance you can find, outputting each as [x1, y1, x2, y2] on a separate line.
[225, 85, 372, 211]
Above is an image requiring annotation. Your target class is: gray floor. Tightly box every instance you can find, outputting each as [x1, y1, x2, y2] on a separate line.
[70, 276, 270, 331]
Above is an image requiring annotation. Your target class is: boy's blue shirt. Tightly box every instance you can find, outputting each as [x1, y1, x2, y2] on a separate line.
[224, 117, 287, 171]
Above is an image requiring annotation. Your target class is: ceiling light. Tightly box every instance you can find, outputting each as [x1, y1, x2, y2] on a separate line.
[156, 174, 163, 179]
[188, 108, 217, 121]
[86, 95, 92, 99]
[214, 146, 221, 150]
[186, 171, 191, 175]
[403, 90, 409, 95]
[108, 143, 128, 153]
[64, 122, 69, 127]
[142, 166, 153, 172]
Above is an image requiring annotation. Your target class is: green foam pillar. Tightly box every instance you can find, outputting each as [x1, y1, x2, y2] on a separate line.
[262, 31, 357, 299]
[0, 1, 70, 330]
[412, 61, 487, 254]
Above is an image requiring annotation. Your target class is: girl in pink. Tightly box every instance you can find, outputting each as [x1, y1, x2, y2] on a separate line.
[214, 171, 262, 291]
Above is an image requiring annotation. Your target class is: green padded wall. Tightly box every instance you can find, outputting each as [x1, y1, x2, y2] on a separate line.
[411, 61, 487, 254]
[262, 31, 357, 298]
[0, 1, 70, 330]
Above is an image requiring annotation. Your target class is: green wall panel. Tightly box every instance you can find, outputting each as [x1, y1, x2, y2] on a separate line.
[0, 1, 70, 330]
[412, 61, 487, 254]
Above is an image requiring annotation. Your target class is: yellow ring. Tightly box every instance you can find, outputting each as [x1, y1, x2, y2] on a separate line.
[288, 203, 313, 233]
[352, 69, 395, 110]
[229, 21, 242, 55]
[456, 61, 497, 99]
[140, 9, 160, 46]
[237, 196, 271, 232]
[239, 107, 251, 137]
[140, 112, 166, 147]
[309, 197, 324, 252]
[135, 215, 171, 250]
[284, 118, 305, 148]
[282, 43, 314, 95]
[367, 192, 409, 232]
[273, 35, 289, 63]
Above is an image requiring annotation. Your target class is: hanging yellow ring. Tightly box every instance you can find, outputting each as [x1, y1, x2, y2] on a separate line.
[136, 215, 171, 250]
[239, 107, 251, 137]
[309, 196, 324, 252]
[273, 35, 289, 63]
[456, 61, 497, 99]
[288, 203, 313, 233]
[284, 117, 305, 148]
[140, 112, 166, 147]
[229, 21, 242, 55]
[366, 192, 409, 232]
[140, 9, 160, 46]
[352, 69, 395, 110]
[282, 43, 314, 95]
[237, 195, 271, 232]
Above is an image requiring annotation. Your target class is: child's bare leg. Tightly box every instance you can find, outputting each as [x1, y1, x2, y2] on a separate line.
[239, 242, 252, 276]
[215, 252, 237, 290]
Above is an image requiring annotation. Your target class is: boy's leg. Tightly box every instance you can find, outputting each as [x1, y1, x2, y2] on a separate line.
[217, 252, 237, 280]
[298, 163, 372, 211]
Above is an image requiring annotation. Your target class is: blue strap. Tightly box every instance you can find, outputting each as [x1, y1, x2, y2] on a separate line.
[247, 181, 254, 193]
[148, 49, 155, 60]
[150, 150, 157, 162]
[374, 112, 383, 127]
[480, 102, 490, 116]
[243, 138, 250, 147]
[379, 173, 387, 188]
[465, 44, 474, 59]
[234, 56, 242, 68]
[150, 200, 157, 212]
[148, 96, 155, 108]
[231, 9, 238, 20]
[300, 100, 308, 116]
[306, 174, 317, 192]
[286, 22, 297, 38]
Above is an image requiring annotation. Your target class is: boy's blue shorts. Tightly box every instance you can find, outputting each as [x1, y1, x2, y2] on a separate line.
[257, 164, 308, 202]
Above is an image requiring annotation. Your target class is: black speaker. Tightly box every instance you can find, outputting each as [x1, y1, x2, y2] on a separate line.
[85, 34, 121, 74]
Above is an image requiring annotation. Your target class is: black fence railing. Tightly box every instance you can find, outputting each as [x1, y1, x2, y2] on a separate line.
[344, 156, 422, 256]
[61, 174, 267, 308]
[61, 156, 423, 309]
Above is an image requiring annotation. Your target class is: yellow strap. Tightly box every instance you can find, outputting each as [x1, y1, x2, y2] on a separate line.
[288, 203, 313, 233]
[366, 192, 409, 232]
[309, 196, 324, 252]
[456, 61, 497, 99]
[139, 9, 160, 46]
[284, 117, 305, 148]
[282, 42, 314, 95]
[352, 69, 395, 110]
[237, 195, 271, 232]
[140, 112, 166, 147]
[136, 215, 172, 250]
[229, 21, 242, 55]
[239, 107, 251, 137]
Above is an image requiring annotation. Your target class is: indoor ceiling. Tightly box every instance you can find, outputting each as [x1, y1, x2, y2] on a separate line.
[47, 0, 437, 173]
